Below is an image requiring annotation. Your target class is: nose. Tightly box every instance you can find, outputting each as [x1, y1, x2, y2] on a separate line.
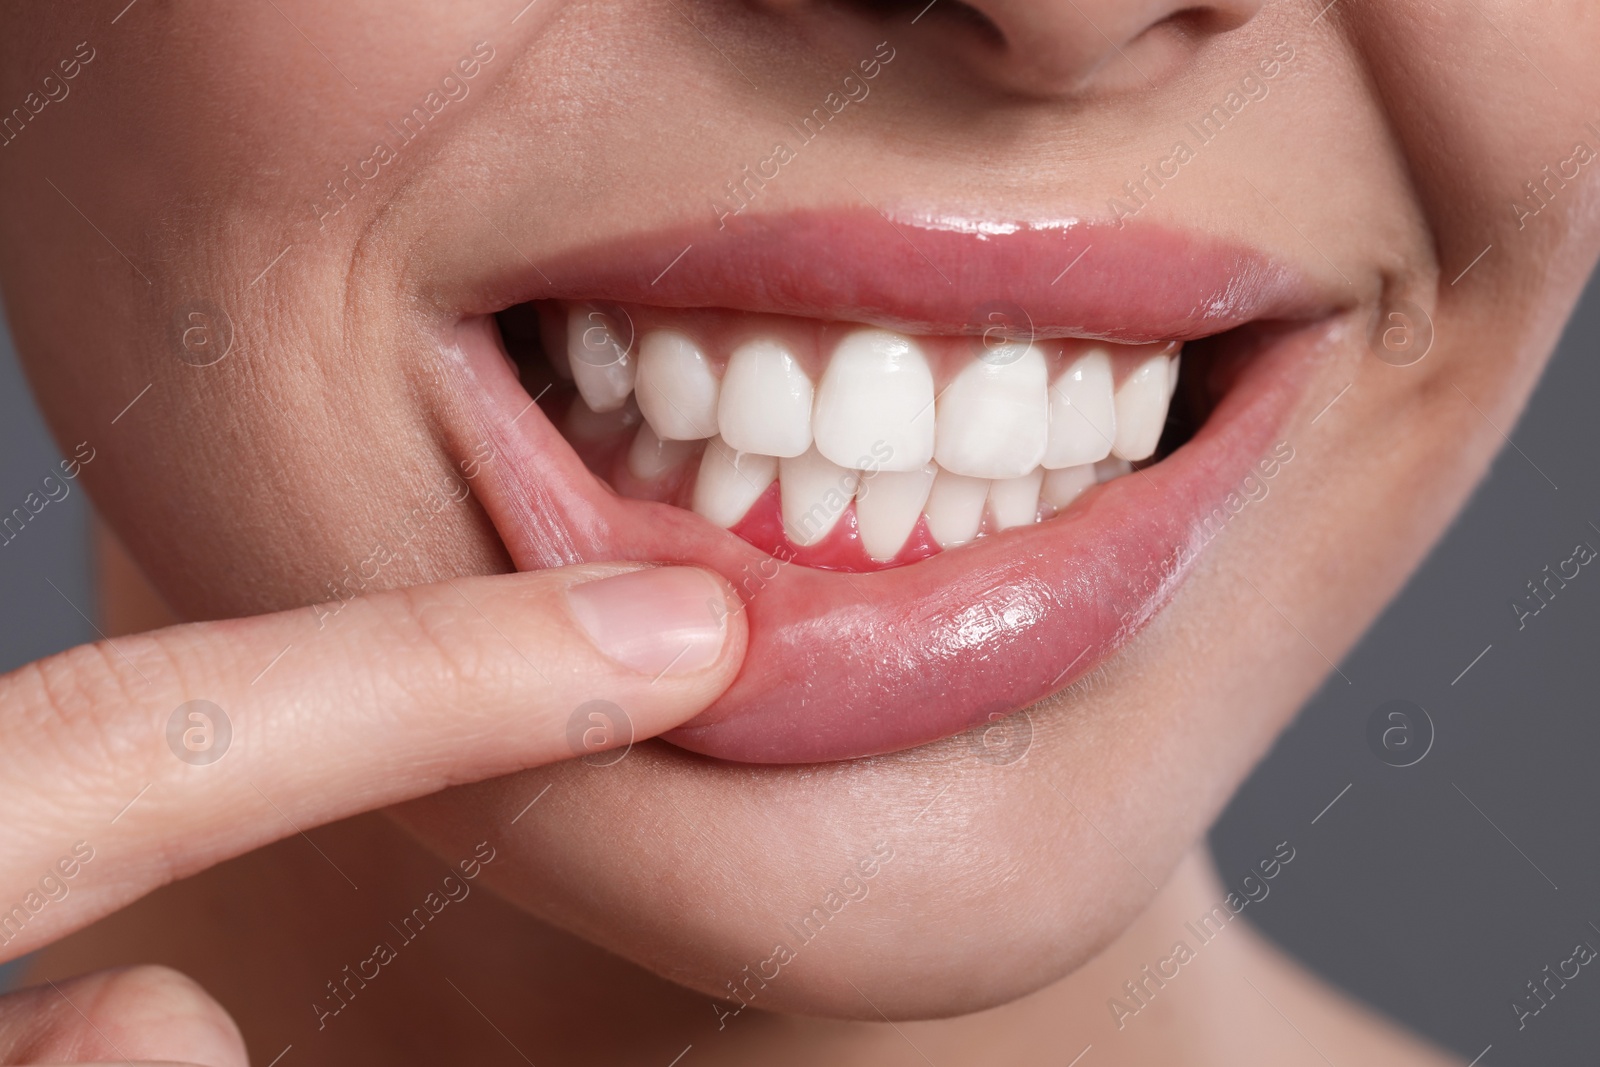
[884, 0, 1266, 97]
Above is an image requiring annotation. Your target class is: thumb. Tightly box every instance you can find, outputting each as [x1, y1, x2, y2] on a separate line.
[0, 965, 245, 1067]
[0, 563, 745, 960]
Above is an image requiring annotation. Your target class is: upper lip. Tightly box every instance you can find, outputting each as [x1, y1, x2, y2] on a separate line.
[441, 207, 1341, 764]
[455, 206, 1336, 342]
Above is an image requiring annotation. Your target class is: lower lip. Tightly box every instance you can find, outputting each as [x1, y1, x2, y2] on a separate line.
[453, 318, 1324, 765]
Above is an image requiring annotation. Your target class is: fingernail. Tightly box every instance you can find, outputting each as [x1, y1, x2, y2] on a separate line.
[566, 567, 730, 677]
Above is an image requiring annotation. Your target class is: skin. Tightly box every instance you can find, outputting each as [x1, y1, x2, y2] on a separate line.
[1, 0, 1598, 1062]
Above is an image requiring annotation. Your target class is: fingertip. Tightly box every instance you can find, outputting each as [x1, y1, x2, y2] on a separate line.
[564, 564, 746, 682]
[548, 564, 747, 755]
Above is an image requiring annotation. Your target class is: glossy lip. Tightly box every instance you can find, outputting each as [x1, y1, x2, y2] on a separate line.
[460, 208, 1319, 343]
[445, 211, 1338, 764]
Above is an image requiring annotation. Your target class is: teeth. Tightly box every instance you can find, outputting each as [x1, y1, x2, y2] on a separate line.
[934, 344, 1049, 480]
[1111, 355, 1173, 462]
[718, 339, 814, 458]
[1044, 349, 1117, 469]
[780, 447, 859, 547]
[635, 330, 720, 440]
[987, 469, 1044, 531]
[1041, 465, 1096, 514]
[554, 303, 1178, 559]
[566, 305, 636, 414]
[1095, 456, 1133, 482]
[692, 438, 777, 529]
[627, 423, 698, 480]
[923, 468, 990, 548]
[813, 329, 935, 473]
[855, 465, 936, 561]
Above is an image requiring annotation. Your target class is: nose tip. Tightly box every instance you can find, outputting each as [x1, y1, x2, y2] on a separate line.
[901, 0, 1268, 97]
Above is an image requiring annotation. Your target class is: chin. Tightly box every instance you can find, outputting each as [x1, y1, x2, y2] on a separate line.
[394, 733, 1152, 1020]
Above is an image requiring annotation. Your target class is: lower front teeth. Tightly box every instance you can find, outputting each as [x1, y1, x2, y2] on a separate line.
[627, 422, 698, 480]
[987, 469, 1046, 531]
[628, 417, 1133, 557]
[1041, 465, 1096, 513]
[855, 465, 936, 561]
[924, 468, 991, 548]
[557, 303, 1180, 561]
[780, 447, 856, 547]
[692, 439, 777, 529]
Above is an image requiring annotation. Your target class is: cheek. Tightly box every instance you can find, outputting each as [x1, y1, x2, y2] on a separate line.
[0, 31, 523, 622]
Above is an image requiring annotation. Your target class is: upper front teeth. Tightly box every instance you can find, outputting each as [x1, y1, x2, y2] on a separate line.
[563, 305, 1180, 553]
[812, 329, 936, 473]
[1044, 349, 1116, 469]
[934, 342, 1050, 479]
[718, 338, 814, 457]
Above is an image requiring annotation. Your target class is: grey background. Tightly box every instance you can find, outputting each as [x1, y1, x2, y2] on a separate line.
[0, 309, 94, 666]
[2, 269, 1599, 1058]
[0, 305, 94, 990]
[1212, 269, 1600, 1064]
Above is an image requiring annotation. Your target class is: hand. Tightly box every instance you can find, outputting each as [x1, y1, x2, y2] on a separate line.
[0, 563, 746, 1065]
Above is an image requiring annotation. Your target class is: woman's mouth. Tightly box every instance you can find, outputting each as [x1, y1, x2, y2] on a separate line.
[443, 209, 1342, 764]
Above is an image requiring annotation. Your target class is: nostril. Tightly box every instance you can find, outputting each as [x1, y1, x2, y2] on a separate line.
[1156, 6, 1248, 39]
[827, 0, 1268, 98]
[857, 0, 1004, 47]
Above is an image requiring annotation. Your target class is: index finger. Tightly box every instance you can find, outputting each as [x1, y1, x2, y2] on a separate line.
[0, 562, 745, 961]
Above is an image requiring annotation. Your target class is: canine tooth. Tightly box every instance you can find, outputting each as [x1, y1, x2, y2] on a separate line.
[813, 329, 935, 472]
[1111, 355, 1172, 461]
[934, 344, 1049, 480]
[635, 330, 720, 440]
[855, 465, 935, 561]
[1043, 349, 1116, 469]
[718, 338, 813, 458]
[780, 447, 859, 547]
[987, 469, 1045, 530]
[1094, 457, 1133, 483]
[1041, 465, 1096, 514]
[627, 423, 698, 480]
[566, 304, 636, 413]
[692, 438, 777, 529]
[924, 468, 990, 548]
